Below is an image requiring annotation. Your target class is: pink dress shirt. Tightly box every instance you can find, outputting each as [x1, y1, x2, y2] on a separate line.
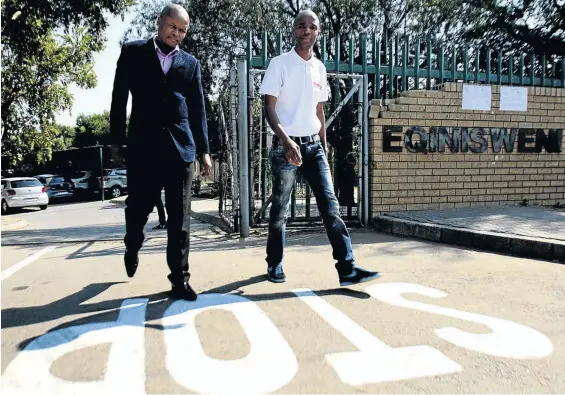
[154, 37, 179, 74]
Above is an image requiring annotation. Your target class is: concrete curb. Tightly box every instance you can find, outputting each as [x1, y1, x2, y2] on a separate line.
[372, 215, 565, 263]
[189, 210, 233, 234]
[107, 197, 127, 204]
[106, 196, 233, 234]
[105, 200, 232, 234]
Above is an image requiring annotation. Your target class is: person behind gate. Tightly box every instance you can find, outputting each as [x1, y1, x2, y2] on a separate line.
[258, 9, 381, 286]
[110, 3, 212, 301]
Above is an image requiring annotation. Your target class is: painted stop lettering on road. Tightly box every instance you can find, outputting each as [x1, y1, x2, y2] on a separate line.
[1, 282, 553, 394]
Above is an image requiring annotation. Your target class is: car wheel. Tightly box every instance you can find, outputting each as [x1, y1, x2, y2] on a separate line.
[40, 205, 48, 210]
[110, 186, 122, 198]
[1, 199, 9, 215]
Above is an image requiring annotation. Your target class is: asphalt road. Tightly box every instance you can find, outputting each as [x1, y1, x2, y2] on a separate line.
[1, 203, 564, 394]
[1, 198, 214, 245]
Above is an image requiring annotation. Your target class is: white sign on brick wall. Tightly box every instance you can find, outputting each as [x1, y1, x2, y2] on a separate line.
[500, 86, 528, 112]
[462, 84, 492, 111]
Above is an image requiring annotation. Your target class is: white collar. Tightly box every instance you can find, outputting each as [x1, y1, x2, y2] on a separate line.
[291, 47, 315, 63]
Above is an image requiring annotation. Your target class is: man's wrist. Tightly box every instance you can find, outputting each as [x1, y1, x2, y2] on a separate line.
[282, 135, 293, 145]
[273, 129, 291, 146]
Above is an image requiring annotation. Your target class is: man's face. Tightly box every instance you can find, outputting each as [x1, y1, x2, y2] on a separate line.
[157, 13, 189, 48]
[293, 14, 319, 50]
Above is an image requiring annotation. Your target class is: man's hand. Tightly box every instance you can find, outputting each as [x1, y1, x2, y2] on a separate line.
[200, 153, 212, 178]
[283, 137, 302, 166]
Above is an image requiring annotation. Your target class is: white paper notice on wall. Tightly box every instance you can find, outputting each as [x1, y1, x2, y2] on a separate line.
[500, 86, 528, 111]
[462, 84, 492, 111]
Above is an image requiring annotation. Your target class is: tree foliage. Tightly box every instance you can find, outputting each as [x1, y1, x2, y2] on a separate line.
[74, 111, 112, 148]
[1, 0, 133, 172]
[415, 0, 565, 54]
[1, 123, 75, 175]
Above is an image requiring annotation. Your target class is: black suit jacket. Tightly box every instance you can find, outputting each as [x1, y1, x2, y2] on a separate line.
[110, 38, 209, 163]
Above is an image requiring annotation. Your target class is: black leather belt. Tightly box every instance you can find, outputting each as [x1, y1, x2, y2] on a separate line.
[273, 134, 320, 147]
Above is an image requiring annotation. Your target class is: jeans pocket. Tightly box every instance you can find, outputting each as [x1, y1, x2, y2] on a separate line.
[271, 146, 287, 162]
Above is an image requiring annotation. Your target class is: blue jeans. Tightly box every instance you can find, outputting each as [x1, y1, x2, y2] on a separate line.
[266, 142, 355, 275]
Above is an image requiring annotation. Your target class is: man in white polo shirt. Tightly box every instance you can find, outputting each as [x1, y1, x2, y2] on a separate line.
[258, 9, 381, 286]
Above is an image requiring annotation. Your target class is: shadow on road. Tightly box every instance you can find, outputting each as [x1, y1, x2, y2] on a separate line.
[8, 277, 371, 351]
[2, 282, 127, 330]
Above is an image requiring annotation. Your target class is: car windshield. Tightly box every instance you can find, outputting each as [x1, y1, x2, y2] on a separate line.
[11, 180, 43, 188]
[103, 170, 113, 176]
[50, 177, 66, 183]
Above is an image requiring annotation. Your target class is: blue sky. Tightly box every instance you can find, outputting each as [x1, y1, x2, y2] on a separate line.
[55, 11, 136, 126]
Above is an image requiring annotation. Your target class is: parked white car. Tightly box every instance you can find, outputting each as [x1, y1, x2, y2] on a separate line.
[100, 168, 127, 198]
[69, 170, 95, 191]
[1, 177, 49, 214]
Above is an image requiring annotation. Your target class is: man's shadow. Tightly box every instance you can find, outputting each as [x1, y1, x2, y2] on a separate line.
[6, 276, 370, 352]
[202, 274, 371, 302]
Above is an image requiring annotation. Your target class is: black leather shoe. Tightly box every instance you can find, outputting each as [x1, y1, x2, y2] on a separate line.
[124, 250, 139, 278]
[267, 264, 286, 283]
[171, 281, 197, 301]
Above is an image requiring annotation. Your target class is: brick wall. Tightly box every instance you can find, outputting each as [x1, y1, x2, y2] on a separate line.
[368, 82, 565, 217]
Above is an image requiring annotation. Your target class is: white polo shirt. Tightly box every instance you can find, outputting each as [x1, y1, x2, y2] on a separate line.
[259, 48, 329, 137]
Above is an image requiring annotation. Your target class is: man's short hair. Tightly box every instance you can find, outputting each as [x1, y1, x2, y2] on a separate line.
[293, 9, 320, 28]
[159, 3, 189, 20]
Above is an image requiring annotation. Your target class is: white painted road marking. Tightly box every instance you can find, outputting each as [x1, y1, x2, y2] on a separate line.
[367, 282, 554, 359]
[1, 246, 58, 282]
[292, 288, 462, 385]
[163, 293, 298, 394]
[0, 284, 555, 393]
[1, 298, 148, 395]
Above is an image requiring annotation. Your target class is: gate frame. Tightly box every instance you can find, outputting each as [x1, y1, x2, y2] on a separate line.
[235, 57, 370, 238]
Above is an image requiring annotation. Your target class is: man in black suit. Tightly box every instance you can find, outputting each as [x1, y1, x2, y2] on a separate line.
[110, 3, 211, 301]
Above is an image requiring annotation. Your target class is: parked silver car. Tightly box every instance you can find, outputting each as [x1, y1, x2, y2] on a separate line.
[69, 170, 95, 192]
[1, 177, 49, 214]
[100, 168, 127, 198]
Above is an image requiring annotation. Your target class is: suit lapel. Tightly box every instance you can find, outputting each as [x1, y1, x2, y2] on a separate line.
[169, 50, 185, 74]
[145, 38, 165, 77]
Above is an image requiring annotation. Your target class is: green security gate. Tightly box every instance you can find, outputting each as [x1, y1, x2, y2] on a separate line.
[247, 31, 564, 98]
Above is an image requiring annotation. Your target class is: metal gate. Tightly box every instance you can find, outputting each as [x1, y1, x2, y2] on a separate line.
[226, 57, 370, 237]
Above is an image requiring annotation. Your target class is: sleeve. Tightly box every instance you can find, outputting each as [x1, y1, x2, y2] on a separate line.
[319, 64, 329, 103]
[189, 59, 210, 155]
[259, 58, 282, 97]
[110, 43, 130, 146]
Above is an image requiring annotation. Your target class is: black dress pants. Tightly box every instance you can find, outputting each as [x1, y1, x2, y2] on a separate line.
[124, 153, 194, 285]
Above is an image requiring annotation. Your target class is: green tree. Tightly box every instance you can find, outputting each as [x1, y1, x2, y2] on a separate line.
[1, 0, 133, 171]
[74, 111, 112, 148]
[428, 0, 565, 54]
[1, 123, 76, 174]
